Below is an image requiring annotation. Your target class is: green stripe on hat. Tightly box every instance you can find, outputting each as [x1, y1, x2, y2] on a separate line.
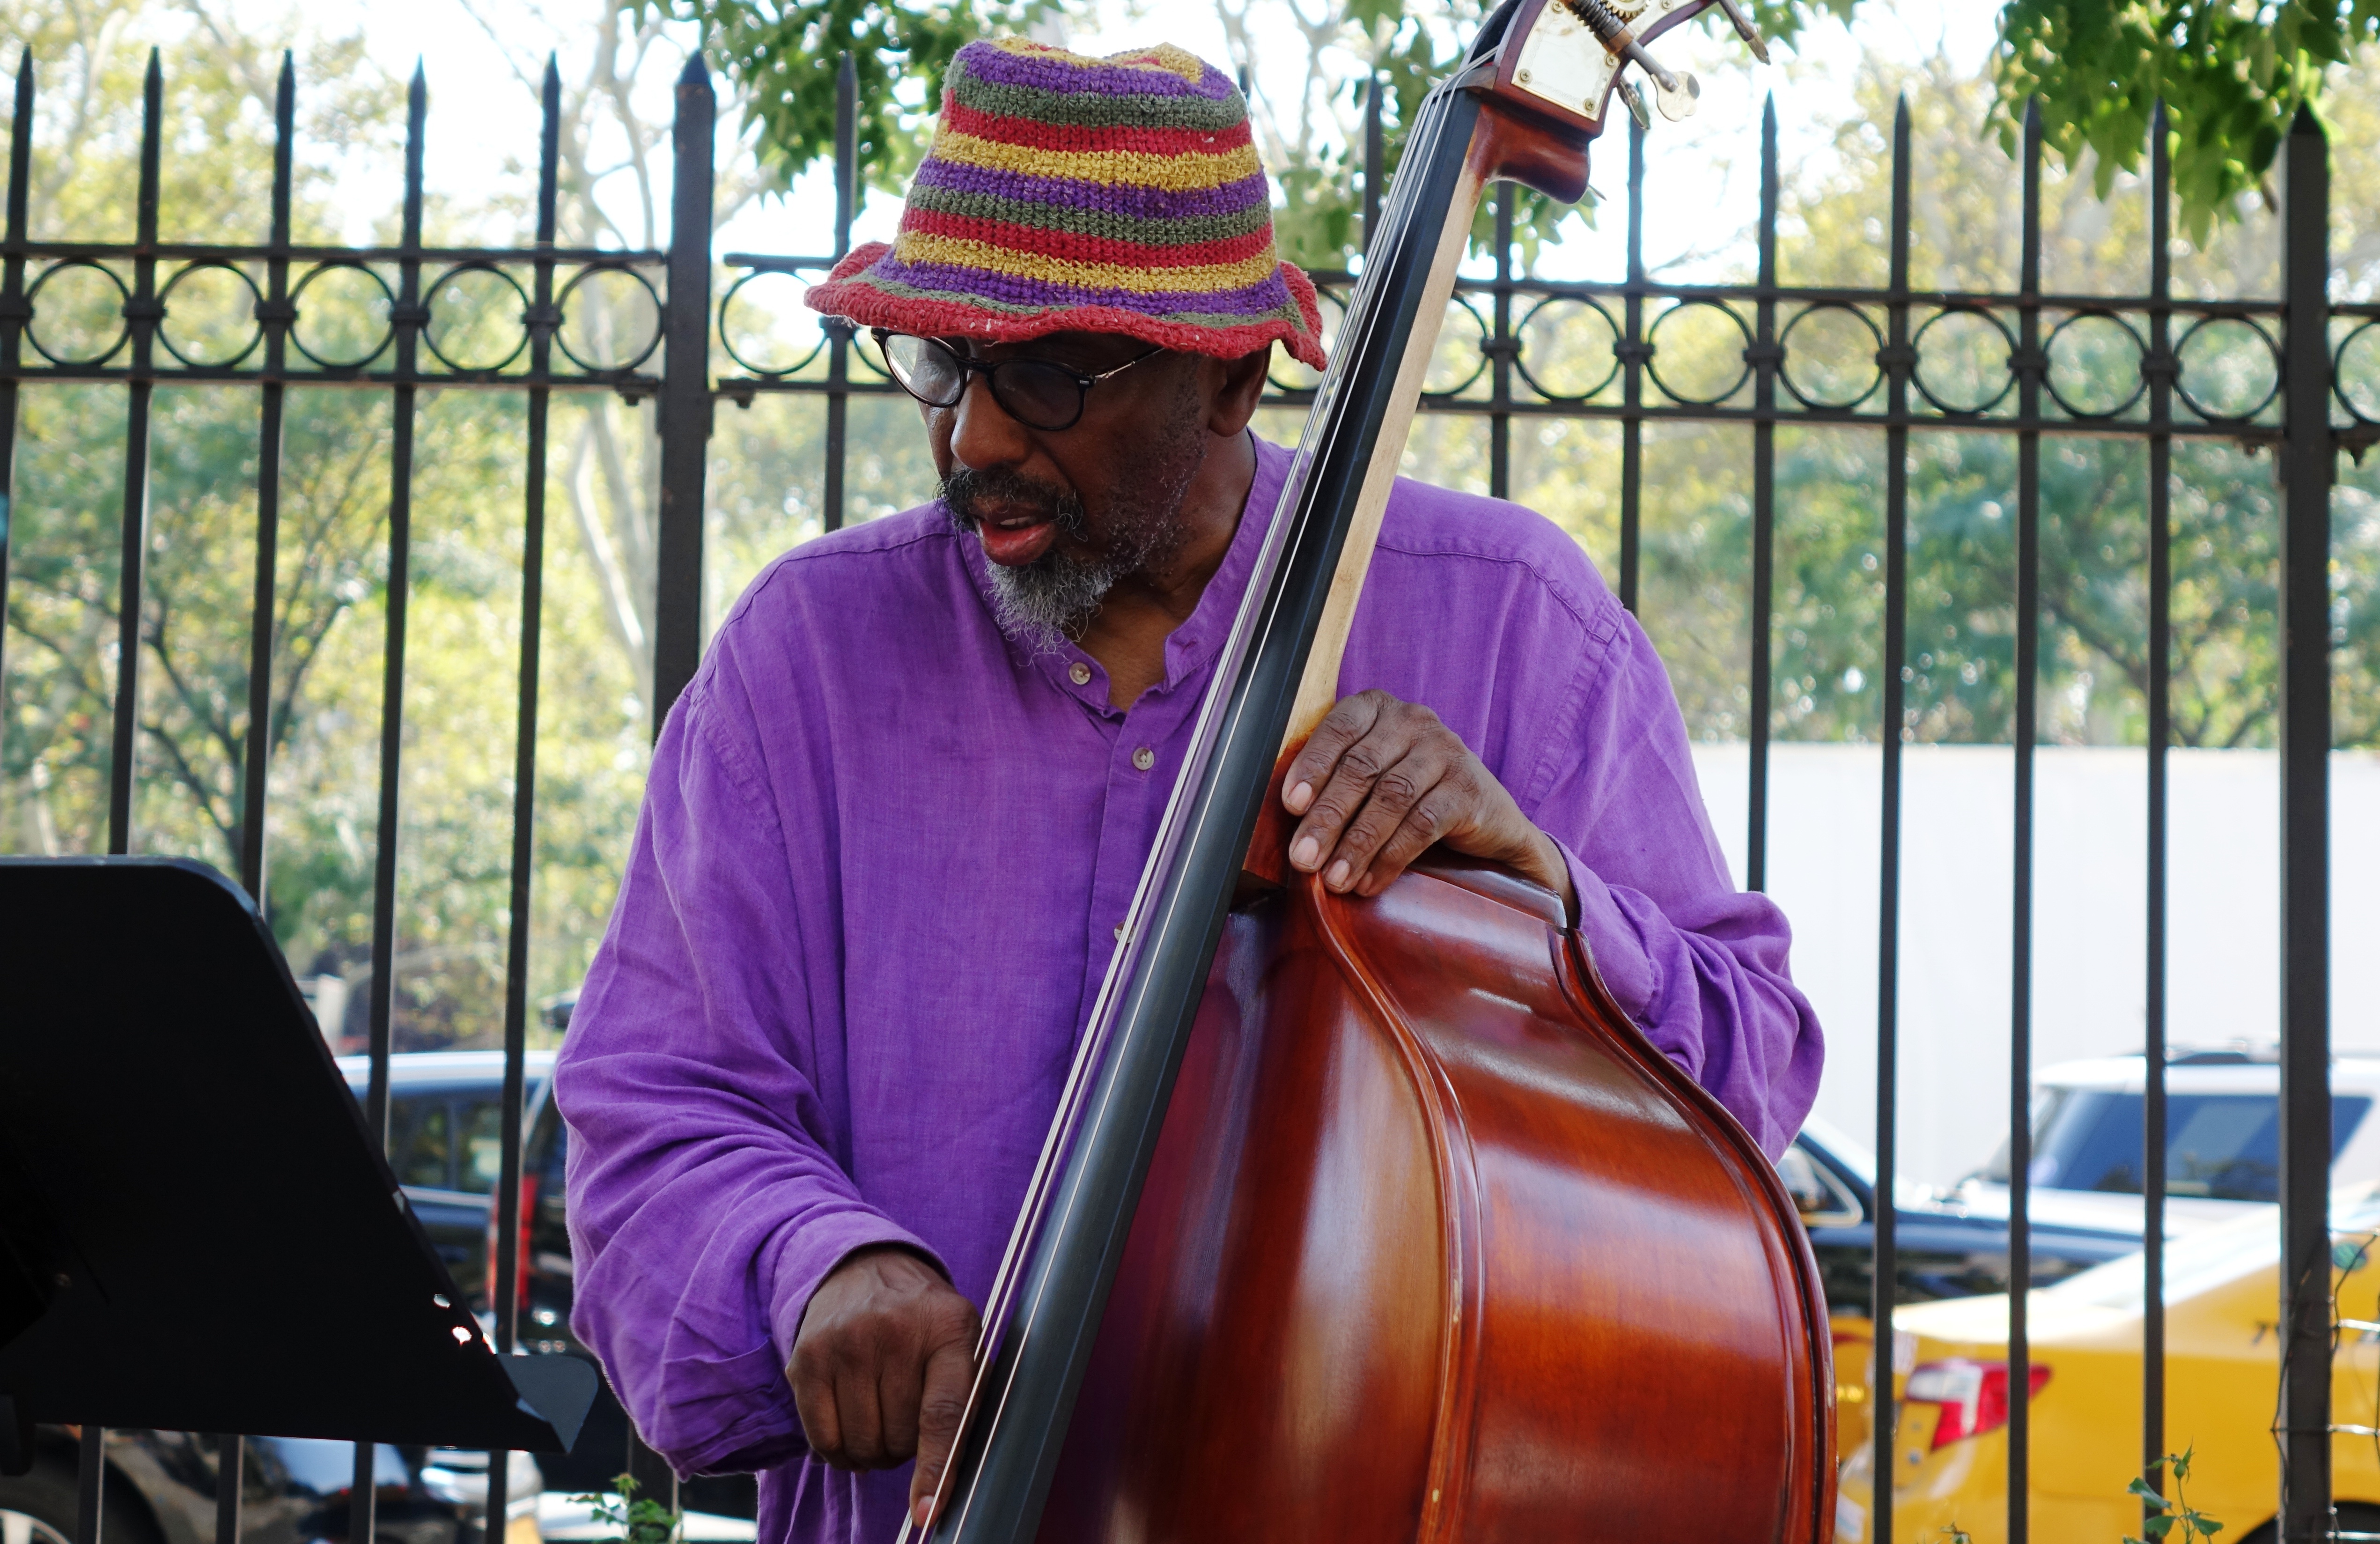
[905, 183, 1276, 247]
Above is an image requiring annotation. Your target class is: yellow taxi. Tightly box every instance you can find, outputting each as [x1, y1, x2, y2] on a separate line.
[1835, 1185, 2380, 1544]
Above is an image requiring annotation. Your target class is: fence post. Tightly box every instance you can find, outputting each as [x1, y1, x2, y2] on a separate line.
[108, 49, 163, 855]
[822, 52, 855, 533]
[2277, 101, 2334, 1544]
[0, 53, 31, 718]
[653, 52, 716, 736]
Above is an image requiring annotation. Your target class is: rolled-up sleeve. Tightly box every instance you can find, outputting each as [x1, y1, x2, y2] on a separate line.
[1525, 602, 1822, 1159]
[557, 669, 940, 1477]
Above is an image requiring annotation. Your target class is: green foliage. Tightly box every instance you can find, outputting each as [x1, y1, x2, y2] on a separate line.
[1994, 0, 2379, 245]
[573, 1474, 682, 1544]
[1, 0, 658, 1050]
[636, 0, 2365, 264]
[625, 0, 1057, 200]
[2127, 1446, 2225, 1544]
[1940, 1525, 1975, 1544]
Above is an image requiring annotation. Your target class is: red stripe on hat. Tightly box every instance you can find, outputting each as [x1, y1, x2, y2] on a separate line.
[939, 98, 1254, 158]
[898, 205, 1277, 270]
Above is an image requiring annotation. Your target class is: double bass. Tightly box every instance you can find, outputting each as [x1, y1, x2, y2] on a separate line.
[908, 2, 1836, 1538]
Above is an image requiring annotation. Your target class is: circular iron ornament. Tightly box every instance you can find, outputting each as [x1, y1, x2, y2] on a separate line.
[2041, 310, 2147, 420]
[1423, 294, 1491, 398]
[156, 260, 266, 369]
[717, 268, 829, 379]
[2337, 319, 2380, 427]
[849, 317, 893, 381]
[288, 261, 397, 369]
[23, 259, 133, 367]
[1266, 284, 1349, 393]
[554, 263, 665, 374]
[1909, 306, 2018, 416]
[2171, 313, 2281, 424]
[1512, 294, 1621, 402]
[420, 262, 532, 373]
[1777, 303, 1884, 411]
[1643, 299, 1753, 408]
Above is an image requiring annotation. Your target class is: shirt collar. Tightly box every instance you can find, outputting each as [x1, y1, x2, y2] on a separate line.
[1158, 431, 1288, 692]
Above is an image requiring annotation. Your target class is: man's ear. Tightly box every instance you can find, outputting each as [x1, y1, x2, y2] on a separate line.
[1205, 344, 1274, 437]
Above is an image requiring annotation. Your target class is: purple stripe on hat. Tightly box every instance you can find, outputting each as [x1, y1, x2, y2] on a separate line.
[958, 46, 1236, 103]
[913, 158, 1270, 222]
[866, 254, 1297, 320]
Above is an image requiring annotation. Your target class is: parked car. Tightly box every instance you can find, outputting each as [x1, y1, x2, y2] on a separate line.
[335, 1050, 559, 1305]
[1783, 1115, 2141, 1463]
[1785, 1115, 2144, 1315]
[1951, 1043, 2380, 1234]
[0, 1429, 542, 1544]
[1835, 1181, 2380, 1544]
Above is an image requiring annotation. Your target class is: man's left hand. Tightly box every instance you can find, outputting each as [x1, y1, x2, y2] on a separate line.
[1282, 689, 1577, 916]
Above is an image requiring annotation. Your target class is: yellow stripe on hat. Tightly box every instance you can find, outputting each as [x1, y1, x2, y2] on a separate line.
[890, 229, 1283, 294]
[929, 128, 1262, 192]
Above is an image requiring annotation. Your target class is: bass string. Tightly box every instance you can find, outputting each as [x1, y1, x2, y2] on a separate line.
[898, 79, 1470, 1544]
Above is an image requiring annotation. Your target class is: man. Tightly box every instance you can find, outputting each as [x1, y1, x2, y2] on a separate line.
[558, 36, 1820, 1544]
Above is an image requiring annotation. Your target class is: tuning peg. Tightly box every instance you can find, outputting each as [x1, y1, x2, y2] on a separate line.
[1617, 78, 1652, 130]
[1710, 0, 1772, 64]
[1654, 68, 1701, 120]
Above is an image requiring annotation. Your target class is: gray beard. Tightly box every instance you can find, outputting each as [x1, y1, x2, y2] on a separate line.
[942, 382, 1209, 653]
[981, 545, 1133, 654]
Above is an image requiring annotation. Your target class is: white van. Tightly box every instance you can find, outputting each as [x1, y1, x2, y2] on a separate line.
[1945, 1042, 2380, 1236]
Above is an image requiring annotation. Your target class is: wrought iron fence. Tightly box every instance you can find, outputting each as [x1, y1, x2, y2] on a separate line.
[0, 33, 2371, 1544]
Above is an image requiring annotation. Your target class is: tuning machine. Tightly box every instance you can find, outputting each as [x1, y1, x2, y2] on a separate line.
[1561, 0, 1702, 123]
[1709, 0, 1773, 64]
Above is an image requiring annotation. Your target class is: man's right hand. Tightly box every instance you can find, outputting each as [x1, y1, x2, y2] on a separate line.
[788, 1246, 981, 1529]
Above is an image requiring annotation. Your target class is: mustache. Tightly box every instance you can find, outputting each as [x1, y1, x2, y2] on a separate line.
[941, 466, 1088, 539]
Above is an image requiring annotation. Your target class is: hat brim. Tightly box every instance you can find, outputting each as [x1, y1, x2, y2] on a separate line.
[805, 241, 1329, 372]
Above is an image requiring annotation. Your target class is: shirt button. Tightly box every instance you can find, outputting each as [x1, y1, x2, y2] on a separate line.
[1113, 923, 1126, 940]
[1132, 746, 1155, 771]
[1069, 662, 1092, 686]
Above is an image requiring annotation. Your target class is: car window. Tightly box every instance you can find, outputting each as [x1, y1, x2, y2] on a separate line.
[1776, 1142, 1862, 1226]
[391, 1096, 452, 1190]
[458, 1096, 509, 1193]
[1982, 1090, 2372, 1202]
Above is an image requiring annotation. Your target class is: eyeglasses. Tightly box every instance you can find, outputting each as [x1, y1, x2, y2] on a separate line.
[869, 330, 1166, 432]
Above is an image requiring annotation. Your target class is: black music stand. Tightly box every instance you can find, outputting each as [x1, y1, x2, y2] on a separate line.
[0, 857, 593, 1456]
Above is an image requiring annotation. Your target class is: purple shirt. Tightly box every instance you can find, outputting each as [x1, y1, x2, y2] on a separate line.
[557, 435, 1821, 1544]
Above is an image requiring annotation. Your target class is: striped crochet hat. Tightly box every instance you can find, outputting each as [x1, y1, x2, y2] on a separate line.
[804, 38, 1327, 370]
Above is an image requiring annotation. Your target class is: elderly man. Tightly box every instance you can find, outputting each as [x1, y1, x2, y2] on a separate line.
[558, 36, 1821, 1544]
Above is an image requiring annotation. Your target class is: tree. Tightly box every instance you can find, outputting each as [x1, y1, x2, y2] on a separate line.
[640, 0, 2371, 263]
[1392, 52, 2380, 753]
[1996, 0, 2380, 244]
[0, 0, 693, 1049]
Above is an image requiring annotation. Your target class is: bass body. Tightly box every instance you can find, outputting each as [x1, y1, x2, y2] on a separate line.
[1045, 856, 1834, 1543]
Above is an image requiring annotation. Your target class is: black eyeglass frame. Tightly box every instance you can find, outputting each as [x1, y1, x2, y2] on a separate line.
[868, 328, 1168, 432]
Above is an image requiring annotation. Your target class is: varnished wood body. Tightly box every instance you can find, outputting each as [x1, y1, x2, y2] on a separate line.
[1041, 856, 1835, 1543]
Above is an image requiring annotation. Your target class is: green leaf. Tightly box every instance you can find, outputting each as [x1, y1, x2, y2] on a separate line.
[2145, 1513, 2176, 1537]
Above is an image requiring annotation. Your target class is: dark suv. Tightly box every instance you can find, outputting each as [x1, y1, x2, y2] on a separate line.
[1782, 1112, 2141, 1312]
[334, 1051, 559, 1310]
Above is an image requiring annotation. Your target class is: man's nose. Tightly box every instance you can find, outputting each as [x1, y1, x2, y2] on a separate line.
[947, 372, 1030, 469]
